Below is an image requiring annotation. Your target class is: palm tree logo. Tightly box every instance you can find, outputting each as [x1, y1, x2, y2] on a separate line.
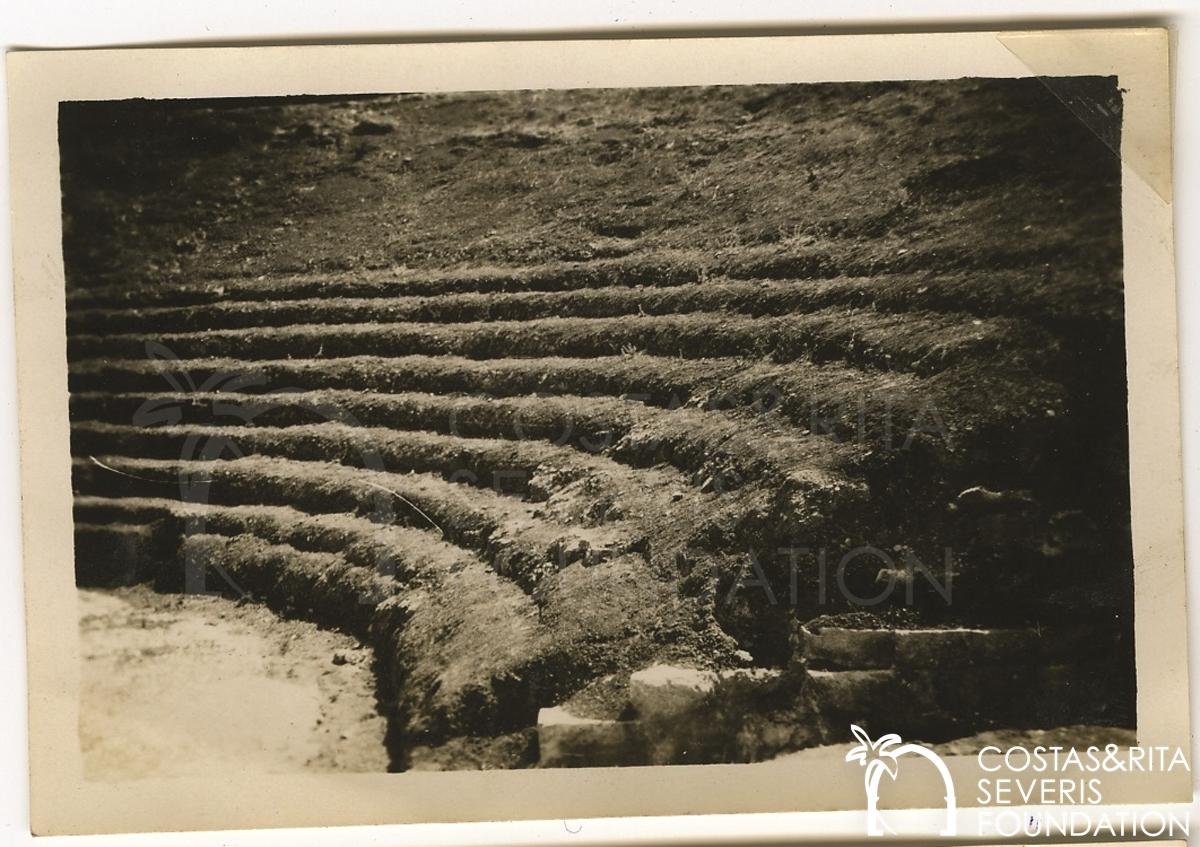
[846, 724, 957, 836]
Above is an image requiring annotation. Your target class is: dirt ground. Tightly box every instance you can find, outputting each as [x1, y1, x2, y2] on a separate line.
[78, 585, 389, 778]
[59, 81, 1122, 288]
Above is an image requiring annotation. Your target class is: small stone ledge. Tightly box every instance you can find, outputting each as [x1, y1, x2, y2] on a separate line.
[805, 669, 897, 714]
[536, 706, 645, 768]
[794, 624, 1116, 743]
[796, 625, 1065, 672]
[536, 625, 1119, 765]
[537, 663, 797, 767]
[800, 628, 896, 669]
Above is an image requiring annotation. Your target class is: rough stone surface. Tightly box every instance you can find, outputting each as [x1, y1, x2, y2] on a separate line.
[538, 664, 793, 766]
[634, 665, 786, 764]
[628, 665, 718, 719]
[538, 632, 1122, 763]
[892, 628, 1039, 669]
[798, 627, 896, 669]
[801, 669, 898, 744]
[805, 669, 897, 715]
[536, 706, 645, 768]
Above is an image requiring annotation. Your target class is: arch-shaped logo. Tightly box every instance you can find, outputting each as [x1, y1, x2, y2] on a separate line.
[846, 724, 957, 837]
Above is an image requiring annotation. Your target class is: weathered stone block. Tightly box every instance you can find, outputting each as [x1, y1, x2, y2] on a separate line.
[629, 664, 780, 722]
[735, 713, 823, 761]
[893, 628, 1038, 669]
[805, 669, 897, 715]
[629, 664, 786, 764]
[536, 706, 645, 768]
[799, 627, 896, 669]
[802, 669, 898, 744]
[629, 665, 717, 719]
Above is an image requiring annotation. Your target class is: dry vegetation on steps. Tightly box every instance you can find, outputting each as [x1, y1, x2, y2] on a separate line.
[62, 78, 1134, 769]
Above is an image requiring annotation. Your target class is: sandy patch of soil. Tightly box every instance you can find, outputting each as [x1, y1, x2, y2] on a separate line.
[78, 585, 388, 779]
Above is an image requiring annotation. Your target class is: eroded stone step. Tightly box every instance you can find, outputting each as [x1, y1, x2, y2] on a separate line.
[537, 664, 799, 767]
[535, 628, 1125, 767]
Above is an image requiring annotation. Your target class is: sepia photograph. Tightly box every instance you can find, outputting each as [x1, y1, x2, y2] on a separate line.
[7, 30, 1190, 835]
[61, 77, 1136, 775]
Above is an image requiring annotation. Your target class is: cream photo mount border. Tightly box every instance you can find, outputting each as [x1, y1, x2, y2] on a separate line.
[7, 28, 1186, 835]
